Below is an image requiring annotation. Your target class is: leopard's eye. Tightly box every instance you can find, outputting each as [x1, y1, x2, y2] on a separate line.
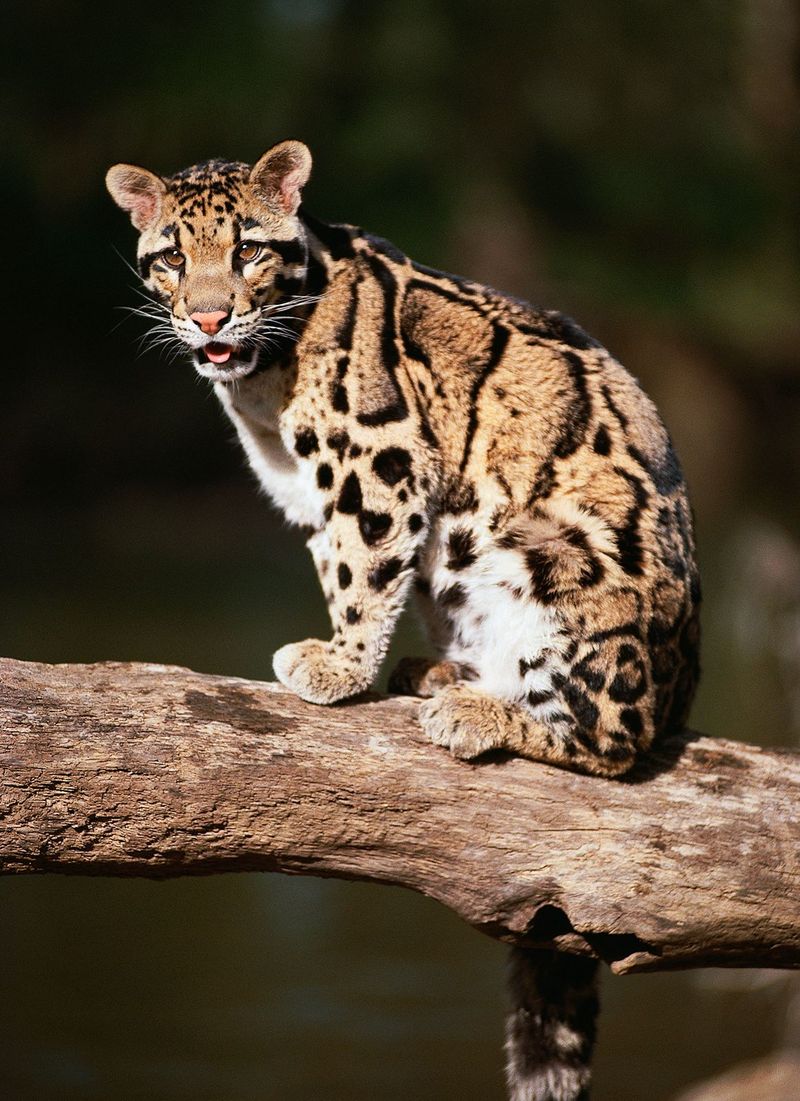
[236, 242, 262, 264]
[161, 248, 185, 270]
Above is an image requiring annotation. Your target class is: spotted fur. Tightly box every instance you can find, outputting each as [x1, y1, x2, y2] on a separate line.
[108, 140, 701, 1101]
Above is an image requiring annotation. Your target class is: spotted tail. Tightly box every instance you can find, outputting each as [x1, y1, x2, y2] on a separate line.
[505, 948, 600, 1101]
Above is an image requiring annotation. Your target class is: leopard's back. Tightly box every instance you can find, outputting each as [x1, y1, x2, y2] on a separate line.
[339, 248, 702, 766]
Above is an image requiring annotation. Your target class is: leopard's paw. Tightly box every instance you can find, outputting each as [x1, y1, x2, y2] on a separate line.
[388, 657, 473, 697]
[273, 639, 370, 705]
[419, 684, 509, 759]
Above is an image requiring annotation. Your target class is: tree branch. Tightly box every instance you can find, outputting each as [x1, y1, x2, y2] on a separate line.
[1, 656, 798, 976]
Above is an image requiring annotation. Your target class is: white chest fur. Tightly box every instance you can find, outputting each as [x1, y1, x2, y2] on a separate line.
[214, 378, 325, 529]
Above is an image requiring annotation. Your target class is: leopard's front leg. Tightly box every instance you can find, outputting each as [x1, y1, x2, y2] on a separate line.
[273, 430, 432, 705]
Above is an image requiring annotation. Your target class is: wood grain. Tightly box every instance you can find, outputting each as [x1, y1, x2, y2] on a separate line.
[1, 656, 798, 975]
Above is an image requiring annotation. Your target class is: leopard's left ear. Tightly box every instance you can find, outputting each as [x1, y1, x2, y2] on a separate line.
[249, 140, 312, 215]
[106, 164, 166, 231]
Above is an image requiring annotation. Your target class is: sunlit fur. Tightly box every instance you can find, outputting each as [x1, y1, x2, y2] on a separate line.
[109, 139, 701, 1101]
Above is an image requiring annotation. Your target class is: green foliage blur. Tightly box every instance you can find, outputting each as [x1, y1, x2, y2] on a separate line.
[4, 0, 799, 735]
[4, 0, 799, 519]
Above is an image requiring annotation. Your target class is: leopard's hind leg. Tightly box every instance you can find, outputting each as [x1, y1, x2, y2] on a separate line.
[412, 505, 668, 777]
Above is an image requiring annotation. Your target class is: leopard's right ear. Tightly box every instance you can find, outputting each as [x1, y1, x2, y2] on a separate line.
[105, 164, 167, 231]
[249, 141, 312, 216]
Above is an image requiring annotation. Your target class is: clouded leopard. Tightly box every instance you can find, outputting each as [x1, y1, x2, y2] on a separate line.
[107, 140, 700, 1101]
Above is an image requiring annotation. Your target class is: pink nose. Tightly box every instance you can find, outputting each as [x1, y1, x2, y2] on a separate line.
[190, 310, 229, 336]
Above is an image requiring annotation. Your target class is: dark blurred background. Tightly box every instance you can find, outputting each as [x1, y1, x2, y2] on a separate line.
[2, 2, 799, 1098]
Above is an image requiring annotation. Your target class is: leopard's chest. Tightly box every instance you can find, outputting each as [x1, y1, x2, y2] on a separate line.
[251, 427, 326, 527]
[215, 379, 326, 529]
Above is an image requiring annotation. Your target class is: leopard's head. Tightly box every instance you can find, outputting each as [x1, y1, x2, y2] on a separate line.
[107, 141, 313, 381]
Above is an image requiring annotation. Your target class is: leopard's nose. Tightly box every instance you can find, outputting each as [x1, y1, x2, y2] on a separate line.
[190, 310, 230, 335]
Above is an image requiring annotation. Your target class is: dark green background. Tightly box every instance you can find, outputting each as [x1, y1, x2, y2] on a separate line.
[2, 2, 799, 1098]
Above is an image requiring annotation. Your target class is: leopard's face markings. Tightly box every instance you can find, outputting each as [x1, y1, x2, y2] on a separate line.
[107, 141, 313, 382]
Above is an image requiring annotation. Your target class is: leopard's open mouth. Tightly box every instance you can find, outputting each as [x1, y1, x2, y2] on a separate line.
[203, 341, 238, 365]
[193, 342, 259, 382]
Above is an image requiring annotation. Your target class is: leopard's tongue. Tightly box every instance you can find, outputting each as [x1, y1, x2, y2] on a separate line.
[205, 342, 233, 364]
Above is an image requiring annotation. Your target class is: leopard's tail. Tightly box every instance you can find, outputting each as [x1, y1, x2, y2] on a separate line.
[505, 948, 600, 1101]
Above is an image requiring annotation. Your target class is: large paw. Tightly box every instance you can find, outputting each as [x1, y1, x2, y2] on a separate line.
[273, 639, 370, 705]
[419, 685, 509, 759]
[388, 657, 472, 697]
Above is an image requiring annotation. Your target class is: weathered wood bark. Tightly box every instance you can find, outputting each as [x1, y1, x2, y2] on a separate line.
[1, 656, 798, 975]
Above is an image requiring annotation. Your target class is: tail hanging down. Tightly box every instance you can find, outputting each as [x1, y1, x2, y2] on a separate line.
[505, 948, 600, 1101]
